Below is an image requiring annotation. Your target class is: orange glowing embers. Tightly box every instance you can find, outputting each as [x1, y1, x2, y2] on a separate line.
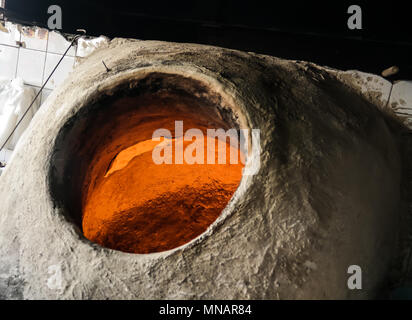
[82, 129, 244, 254]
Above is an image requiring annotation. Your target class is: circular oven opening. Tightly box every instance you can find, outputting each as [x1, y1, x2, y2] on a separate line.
[49, 73, 245, 254]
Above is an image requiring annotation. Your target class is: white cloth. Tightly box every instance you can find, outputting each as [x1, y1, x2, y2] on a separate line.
[0, 78, 40, 151]
[77, 36, 110, 58]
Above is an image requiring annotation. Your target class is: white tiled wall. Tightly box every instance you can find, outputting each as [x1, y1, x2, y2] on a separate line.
[43, 52, 76, 89]
[0, 22, 107, 168]
[0, 45, 18, 79]
[16, 48, 46, 86]
[0, 21, 78, 106]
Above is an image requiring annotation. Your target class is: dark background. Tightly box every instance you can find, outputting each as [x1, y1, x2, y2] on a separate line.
[4, 0, 412, 80]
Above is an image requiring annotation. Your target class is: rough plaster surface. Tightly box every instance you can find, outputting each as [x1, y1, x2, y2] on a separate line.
[0, 39, 405, 299]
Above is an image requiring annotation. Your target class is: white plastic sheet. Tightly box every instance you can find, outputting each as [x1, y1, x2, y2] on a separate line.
[0, 78, 40, 159]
